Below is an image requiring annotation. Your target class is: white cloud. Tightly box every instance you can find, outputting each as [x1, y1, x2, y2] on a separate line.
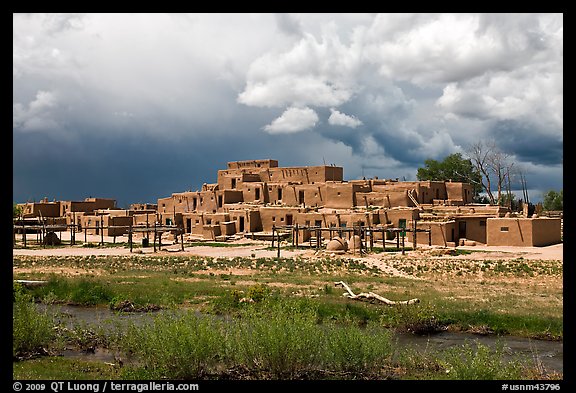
[263, 106, 319, 134]
[13, 90, 59, 132]
[328, 108, 363, 128]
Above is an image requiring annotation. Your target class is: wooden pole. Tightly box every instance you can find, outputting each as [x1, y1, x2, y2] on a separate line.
[129, 222, 133, 252]
[271, 225, 275, 248]
[277, 230, 281, 259]
[413, 219, 417, 250]
[100, 216, 104, 246]
[428, 229, 432, 246]
[295, 223, 299, 248]
[402, 231, 405, 255]
[181, 226, 184, 251]
[153, 223, 157, 252]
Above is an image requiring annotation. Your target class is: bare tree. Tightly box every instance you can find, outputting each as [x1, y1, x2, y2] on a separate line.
[466, 140, 496, 204]
[466, 139, 518, 206]
[487, 146, 514, 205]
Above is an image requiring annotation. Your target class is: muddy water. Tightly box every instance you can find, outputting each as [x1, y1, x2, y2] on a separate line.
[395, 332, 563, 374]
[42, 305, 563, 374]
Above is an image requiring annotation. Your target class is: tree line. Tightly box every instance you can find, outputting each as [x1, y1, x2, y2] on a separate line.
[416, 139, 562, 211]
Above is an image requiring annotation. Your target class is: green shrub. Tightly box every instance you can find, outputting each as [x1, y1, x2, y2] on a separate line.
[442, 340, 523, 380]
[13, 286, 58, 358]
[120, 311, 224, 379]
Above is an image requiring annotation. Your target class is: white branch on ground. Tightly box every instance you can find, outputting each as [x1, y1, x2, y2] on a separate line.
[334, 281, 420, 305]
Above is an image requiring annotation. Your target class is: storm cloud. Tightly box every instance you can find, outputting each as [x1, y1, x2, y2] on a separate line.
[13, 13, 563, 207]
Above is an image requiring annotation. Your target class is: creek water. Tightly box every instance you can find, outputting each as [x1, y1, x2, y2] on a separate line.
[40, 304, 563, 374]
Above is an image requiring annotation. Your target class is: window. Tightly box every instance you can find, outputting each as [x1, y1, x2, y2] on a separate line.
[337, 192, 341, 196]
[280, 217, 284, 222]
[272, 217, 276, 222]
[500, 227, 509, 232]
[207, 219, 212, 225]
[255, 188, 260, 200]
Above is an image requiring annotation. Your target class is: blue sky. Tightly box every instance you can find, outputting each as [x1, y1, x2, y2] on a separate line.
[13, 13, 563, 208]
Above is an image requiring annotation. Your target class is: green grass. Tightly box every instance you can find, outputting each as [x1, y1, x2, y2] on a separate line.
[13, 284, 61, 359]
[13, 254, 562, 339]
[13, 357, 123, 380]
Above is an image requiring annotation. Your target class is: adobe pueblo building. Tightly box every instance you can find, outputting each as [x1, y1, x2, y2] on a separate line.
[157, 159, 561, 248]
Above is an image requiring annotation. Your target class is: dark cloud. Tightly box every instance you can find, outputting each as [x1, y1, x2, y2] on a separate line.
[13, 13, 562, 205]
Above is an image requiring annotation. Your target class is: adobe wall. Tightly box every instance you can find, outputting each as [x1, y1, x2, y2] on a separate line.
[486, 218, 535, 246]
[325, 183, 355, 209]
[107, 216, 132, 236]
[132, 212, 156, 227]
[531, 218, 562, 246]
[227, 159, 278, 169]
[226, 209, 261, 233]
[445, 182, 474, 204]
[378, 208, 420, 228]
[267, 165, 343, 184]
[259, 207, 302, 231]
[355, 190, 412, 207]
[21, 202, 61, 218]
[241, 182, 266, 204]
[455, 216, 488, 244]
[407, 221, 455, 246]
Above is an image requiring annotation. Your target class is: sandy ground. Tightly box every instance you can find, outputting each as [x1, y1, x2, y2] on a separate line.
[13, 231, 563, 260]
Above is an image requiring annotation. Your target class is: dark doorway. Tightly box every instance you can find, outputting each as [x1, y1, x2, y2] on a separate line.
[278, 188, 282, 201]
[255, 188, 260, 200]
[186, 218, 191, 233]
[458, 221, 467, 240]
[218, 195, 223, 208]
[231, 178, 236, 189]
[239, 217, 245, 232]
[299, 190, 305, 205]
[286, 214, 293, 226]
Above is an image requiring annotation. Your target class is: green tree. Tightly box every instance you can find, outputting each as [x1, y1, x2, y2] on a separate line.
[416, 153, 483, 199]
[13, 203, 22, 218]
[543, 190, 563, 211]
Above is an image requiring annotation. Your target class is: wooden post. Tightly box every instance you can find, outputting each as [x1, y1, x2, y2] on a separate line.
[401, 231, 405, 255]
[413, 219, 417, 250]
[396, 231, 400, 249]
[153, 223, 157, 252]
[181, 226, 184, 251]
[100, 216, 104, 246]
[22, 223, 26, 248]
[277, 230, 281, 259]
[428, 229, 432, 246]
[296, 224, 299, 248]
[271, 225, 275, 248]
[370, 227, 374, 251]
[129, 222, 133, 252]
[72, 213, 76, 245]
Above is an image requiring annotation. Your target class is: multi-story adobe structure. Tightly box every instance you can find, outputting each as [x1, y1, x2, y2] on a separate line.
[157, 159, 561, 247]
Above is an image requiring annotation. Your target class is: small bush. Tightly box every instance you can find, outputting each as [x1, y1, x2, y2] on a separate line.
[441, 340, 523, 380]
[13, 287, 58, 359]
[120, 311, 225, 379]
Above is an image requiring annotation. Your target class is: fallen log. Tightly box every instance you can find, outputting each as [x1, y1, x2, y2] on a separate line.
[334, 281, 420, 305]
[14, 280, 48, 288]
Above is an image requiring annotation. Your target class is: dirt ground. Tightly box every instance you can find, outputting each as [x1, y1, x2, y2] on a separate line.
[13, 232, 563, 280]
